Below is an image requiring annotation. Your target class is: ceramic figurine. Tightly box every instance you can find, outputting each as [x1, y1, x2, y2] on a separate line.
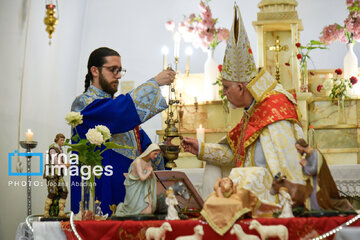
[43, 133, 69, 218]
[278, 187, 294, 218]
[145, 222, 173, 240]
[94, 199, 108, 220]
[115, 144, 160, 216]
[214, 177, 237, 198]
[230, 224, 260, 240]
[249, 220, 288, 240]
[270, 172, 312, 207]
[175, 225, 204, 240]
[165, 188, 179, 220]
[156, 181, 190, 214]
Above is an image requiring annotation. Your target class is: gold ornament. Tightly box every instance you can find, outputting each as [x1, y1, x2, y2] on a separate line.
[44, 3, 58, 44]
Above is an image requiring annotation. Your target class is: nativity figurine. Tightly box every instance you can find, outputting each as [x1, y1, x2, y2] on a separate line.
[165, 187, 179, 220]
[43, 133, 69, 218]
[175, 225, 204, 240]
[214, 177, 236, 198]
[115, 143, 160, 216]
[146, 222, 173, 240]
[200, 176, 280, 235]
[278, 187, 294, 218]
[249, 220, 288, 240]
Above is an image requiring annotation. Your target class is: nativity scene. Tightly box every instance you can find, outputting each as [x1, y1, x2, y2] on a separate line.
[6, 0, 360, 239]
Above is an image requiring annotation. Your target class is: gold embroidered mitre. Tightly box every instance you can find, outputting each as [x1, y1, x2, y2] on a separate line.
[221, 4, 257, 83]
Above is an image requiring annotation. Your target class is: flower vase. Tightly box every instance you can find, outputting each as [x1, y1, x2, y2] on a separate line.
[344, 43, 359, 95]
[300, 60, 309, 92]
[204, 48, 219, 101]
[337, 96, 346, 124]
[80, 178, 95, 220]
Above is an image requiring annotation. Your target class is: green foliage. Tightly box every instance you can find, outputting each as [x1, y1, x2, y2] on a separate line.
[64, 124, 133, 198]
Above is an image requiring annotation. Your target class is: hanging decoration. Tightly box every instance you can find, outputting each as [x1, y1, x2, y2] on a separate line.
[44, 0, 58, 45]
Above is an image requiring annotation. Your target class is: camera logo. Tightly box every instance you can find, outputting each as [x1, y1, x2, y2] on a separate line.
[8, 150, 43, 176]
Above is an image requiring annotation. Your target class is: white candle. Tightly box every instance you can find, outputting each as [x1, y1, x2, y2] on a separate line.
[161, 46, 169, 70]
[196, 124, 205, 143]
[185, 47, 193, 75]
[25, 129, 34, 141]
[177, 78, 184, 95]
[174, 32, 181, 58]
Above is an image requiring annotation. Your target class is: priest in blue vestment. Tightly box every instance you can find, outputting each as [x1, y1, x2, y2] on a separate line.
[70, 47, 175, 215]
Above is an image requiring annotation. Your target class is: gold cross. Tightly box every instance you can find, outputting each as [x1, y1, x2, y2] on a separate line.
[267, 36, 288, 82]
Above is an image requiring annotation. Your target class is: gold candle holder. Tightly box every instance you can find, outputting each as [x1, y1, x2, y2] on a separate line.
[44, 3, 58, 44]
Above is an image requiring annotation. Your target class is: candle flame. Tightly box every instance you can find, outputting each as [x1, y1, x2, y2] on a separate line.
[161, 46, 169, 55]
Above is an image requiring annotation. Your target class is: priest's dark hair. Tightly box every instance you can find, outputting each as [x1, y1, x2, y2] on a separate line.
[84, 47, 120, 92]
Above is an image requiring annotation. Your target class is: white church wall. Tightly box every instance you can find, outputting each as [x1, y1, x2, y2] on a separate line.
[0, 0, 86, 239]
[0, 0, 358, 239]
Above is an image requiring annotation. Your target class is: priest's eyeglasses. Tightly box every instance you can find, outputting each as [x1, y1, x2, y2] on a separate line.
[101, 65, 126, 77]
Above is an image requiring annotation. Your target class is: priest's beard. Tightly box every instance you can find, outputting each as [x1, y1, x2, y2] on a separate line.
[99, 73, 118, 96]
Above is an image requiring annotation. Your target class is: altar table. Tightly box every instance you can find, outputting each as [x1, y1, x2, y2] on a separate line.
[58, 216, 360, 240]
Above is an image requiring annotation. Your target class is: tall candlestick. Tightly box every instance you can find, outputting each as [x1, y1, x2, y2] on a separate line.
[25, 129, 34, 141]
[174, 32, 181, 58]
[161, 46, 169, 70]
[196, 124, 205, 143]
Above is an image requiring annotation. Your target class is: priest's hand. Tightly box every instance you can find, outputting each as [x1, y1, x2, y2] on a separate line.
[181, 137, 199, 155]
[154, 70, 176, 86]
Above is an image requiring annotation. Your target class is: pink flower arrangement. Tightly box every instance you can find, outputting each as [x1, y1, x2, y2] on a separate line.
[165, 20, 175, 32]
[167, 1, 229, 52]
[320, 1, 360, 44]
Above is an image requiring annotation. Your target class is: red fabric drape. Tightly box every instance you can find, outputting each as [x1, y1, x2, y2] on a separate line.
[61, 216, 360, 240]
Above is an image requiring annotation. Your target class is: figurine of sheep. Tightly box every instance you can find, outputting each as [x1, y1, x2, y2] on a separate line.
[249, 220, 288, 240]
[145, 222, 173, 240]
[175, 225, 204, 240]
[230, 224, 260, 240]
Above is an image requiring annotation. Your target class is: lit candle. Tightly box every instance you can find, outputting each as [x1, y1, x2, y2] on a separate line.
[25, 129, 34, 141]
[173, 32, 181, 58]
[196, 124, 205, 143]
[161, 46, 169, 70]
[177, 77, 184, 95]
[185, 47, 193, 76]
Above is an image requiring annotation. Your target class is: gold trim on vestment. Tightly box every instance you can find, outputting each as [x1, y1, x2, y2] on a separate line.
[247, 69, 278, 102]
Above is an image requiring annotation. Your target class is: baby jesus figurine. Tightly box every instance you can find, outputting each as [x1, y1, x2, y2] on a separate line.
[214, 177, 236, 198]
[115, 144, 160, 216]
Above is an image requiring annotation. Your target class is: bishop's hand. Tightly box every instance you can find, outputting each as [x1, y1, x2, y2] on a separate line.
[181, 137, 199, 155]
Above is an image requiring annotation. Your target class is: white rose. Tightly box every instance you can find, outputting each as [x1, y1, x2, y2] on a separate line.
[65, 112, 83, 127]
[86, 128, 104, 146]
[323, 79, 333, 91]
[95, 125, 111, 141]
